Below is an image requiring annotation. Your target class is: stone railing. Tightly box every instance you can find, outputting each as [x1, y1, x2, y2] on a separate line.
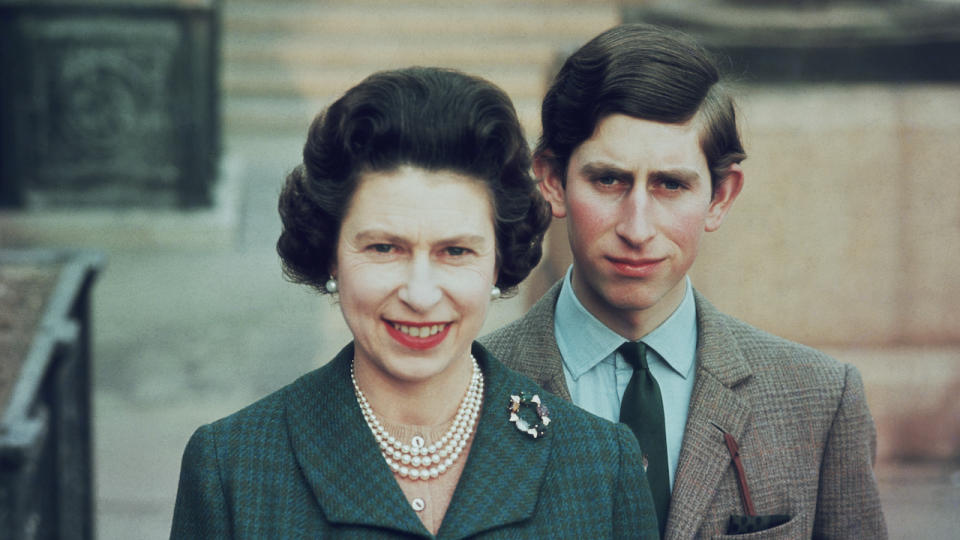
[0, 249, 104, 540]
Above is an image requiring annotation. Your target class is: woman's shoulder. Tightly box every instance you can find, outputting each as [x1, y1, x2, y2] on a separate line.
[191, 365, 327, 443]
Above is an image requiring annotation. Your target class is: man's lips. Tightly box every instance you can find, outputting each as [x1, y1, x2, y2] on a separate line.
[383, 320, 452, 350]
[607, 256, 665, 277]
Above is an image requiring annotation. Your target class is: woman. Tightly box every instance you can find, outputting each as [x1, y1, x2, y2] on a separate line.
[171, 67, 657, 539]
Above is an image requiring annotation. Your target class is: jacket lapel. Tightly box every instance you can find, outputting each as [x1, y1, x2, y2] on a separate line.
[665, 291, 753, 539]
[437, 344, 554, 539]
[511, 280, 571, 400]
[285, 344, 430, 537]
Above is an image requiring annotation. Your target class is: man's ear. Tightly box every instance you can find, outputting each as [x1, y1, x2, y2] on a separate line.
[704, 163, 744, 232]
[534, 153, 568, 219]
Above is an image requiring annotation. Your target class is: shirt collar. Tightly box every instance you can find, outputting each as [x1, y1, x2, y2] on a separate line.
[554, 266, 697, 380]
[555, 266, 624, 380]
[641, 277, 697, 379]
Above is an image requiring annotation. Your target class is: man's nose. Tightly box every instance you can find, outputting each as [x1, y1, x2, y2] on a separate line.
[614, 189, 656, 247]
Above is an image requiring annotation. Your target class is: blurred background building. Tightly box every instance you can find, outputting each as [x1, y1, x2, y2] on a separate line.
[1, 0, 958, 538]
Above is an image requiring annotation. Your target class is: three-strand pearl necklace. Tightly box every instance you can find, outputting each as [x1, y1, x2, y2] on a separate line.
[351, 356, 484, 481]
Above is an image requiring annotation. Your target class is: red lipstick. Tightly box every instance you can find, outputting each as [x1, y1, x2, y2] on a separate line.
[384, 321, 451, 350]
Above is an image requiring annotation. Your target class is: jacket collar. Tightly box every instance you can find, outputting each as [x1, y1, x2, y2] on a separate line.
[511, 280, 571, 400]
[285, 342, 554, 539]
[437, 343, 554, 538]
[285, 343, 428, 536]
[665, 290, 753, 538]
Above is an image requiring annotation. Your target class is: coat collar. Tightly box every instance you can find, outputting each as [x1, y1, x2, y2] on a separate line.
[437, 343, 554, 538]
[285, 342, 554, 539]
[665, 290, 753, 539]
[285, 343, 428, 536]
[510, 280, 571, 400]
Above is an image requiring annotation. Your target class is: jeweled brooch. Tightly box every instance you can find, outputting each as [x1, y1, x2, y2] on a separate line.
[508, 392, 551, 439]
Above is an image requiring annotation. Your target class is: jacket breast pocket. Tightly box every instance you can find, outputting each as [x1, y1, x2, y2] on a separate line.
[714, 513, 802, 539]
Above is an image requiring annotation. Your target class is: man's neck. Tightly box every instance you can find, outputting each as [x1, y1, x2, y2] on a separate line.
[569, 269, 687, 341]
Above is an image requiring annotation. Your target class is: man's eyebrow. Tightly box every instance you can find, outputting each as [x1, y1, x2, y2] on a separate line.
[580, 162, 634, 178]
[580, 161, 702, 182]
[651, 168, 701, 182]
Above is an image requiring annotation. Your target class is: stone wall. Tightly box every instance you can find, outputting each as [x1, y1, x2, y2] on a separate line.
[533, 83, 960, 462]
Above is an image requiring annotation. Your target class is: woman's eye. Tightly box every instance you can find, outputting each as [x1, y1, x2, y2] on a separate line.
[370, 244, 394, 253]
[444, 246, 469, 256]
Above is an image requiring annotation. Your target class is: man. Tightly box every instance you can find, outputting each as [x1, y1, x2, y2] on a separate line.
[481, 24, 886, 538]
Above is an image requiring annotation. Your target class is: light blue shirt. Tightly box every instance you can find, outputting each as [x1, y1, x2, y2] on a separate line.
[553, 266, 697, 489]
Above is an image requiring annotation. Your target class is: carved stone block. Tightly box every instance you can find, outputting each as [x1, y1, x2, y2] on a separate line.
[0, 2, 219, 208]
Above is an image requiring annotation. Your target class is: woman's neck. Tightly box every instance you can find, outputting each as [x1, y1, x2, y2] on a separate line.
[352, 354, 475, 426]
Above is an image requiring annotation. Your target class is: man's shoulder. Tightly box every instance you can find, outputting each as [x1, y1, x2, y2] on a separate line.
[479, 314, 531, 357]
[695, 290, 850, 383]
[480, 280, 563, 360]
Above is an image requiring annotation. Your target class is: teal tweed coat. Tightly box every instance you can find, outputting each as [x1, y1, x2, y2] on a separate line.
[170, 342, 658, 539]
[481, 283, 888, 539]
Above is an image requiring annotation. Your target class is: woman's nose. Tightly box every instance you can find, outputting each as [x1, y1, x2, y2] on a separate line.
[397, 257, 442, 312]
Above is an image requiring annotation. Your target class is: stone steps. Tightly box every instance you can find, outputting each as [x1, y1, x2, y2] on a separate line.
[223, 2, 617, 38]
[223, 64, 547, 99]
[224, 95, 543, 142]
[223, 36, 560, 69]
[221, 0, 619, 134]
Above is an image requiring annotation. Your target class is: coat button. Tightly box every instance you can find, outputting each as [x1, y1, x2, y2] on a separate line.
[411, 498, 425, 512]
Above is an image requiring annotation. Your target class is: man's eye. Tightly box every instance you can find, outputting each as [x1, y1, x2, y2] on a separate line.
[596, 176, 620, 186]
[662, 180, 683, 190]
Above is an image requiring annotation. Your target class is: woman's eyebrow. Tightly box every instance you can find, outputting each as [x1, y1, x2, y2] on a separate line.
[353, 230, 488, 247]
[439, 234, 488, 247]
[352, 229, 404, 244]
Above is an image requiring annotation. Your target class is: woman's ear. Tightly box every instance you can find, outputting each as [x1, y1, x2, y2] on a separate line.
[705, 163, 744, 232]
[534, 153, 568, 219]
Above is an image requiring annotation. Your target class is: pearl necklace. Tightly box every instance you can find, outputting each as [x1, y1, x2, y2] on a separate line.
[351, 356, 483, 481]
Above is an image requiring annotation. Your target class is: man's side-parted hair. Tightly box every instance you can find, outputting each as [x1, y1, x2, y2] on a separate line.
[538, 23, 746, 192]
[277, 67, 552, 296]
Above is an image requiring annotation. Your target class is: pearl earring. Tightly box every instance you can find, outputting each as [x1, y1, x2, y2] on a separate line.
[325, 277, 338, 294]
[490, 286, 501, 300]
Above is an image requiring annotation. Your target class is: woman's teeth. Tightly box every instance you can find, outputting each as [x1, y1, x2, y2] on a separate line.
[392, 323, 444, 338]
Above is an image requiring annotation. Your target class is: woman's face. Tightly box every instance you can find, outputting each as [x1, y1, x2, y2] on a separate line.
[334, 166, 498, 386]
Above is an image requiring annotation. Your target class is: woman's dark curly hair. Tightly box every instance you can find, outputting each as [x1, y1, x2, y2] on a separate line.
[277, 67, 552, 296]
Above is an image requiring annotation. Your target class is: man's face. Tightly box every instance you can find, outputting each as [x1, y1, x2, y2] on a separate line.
[539, 114, 742, 338]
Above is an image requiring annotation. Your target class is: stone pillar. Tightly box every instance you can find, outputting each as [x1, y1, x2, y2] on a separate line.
[0, 0, 220, 209]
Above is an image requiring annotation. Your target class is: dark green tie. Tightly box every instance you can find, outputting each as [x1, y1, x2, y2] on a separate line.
[618, 341, 669, 537]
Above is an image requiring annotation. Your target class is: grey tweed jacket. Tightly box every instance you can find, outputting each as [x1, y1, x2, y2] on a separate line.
[480, 281, 888, 539]
[170, 342, 658, 539]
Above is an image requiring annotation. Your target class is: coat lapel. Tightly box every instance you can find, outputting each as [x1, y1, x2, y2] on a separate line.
[665, 291, 753, 539]
[437, 344, 554, 539]
[285, 344, 430, 537]
[510, 281, 571, 400]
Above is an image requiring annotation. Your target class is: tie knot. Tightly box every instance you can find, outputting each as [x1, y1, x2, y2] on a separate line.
[618, 341, 648, 371]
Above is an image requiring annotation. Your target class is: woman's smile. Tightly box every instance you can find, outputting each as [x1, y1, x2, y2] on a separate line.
[335, 166, 498, 385]
[384, 320, 453, 350]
